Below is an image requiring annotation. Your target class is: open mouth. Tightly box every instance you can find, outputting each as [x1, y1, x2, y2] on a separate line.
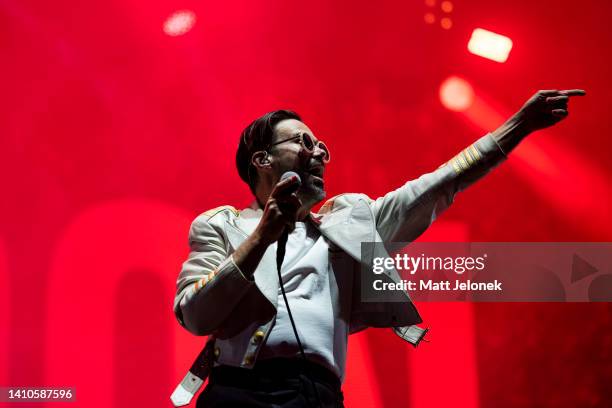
[300, 167, 324, 187]
[298, 164, 325, 188]
[306, 172, 324, 187]
[306, 165, 324, 177]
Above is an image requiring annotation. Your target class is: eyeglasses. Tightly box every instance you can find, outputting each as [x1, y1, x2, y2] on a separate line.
[268, 132, 331, 163]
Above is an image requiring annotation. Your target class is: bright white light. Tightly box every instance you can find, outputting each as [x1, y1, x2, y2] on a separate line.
[163, 10, 196, 36]
[439, 76, 475, 112]
[467, 28, 513, 63]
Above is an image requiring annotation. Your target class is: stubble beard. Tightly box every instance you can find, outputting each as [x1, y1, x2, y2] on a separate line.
[298, 179, 326, 210]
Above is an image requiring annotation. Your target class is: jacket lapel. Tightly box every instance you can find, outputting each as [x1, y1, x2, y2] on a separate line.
[318, 198, 376, 265]
[224, 208, 279, 308]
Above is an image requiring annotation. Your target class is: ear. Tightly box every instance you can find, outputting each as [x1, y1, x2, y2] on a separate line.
[251, 150, 271, 170]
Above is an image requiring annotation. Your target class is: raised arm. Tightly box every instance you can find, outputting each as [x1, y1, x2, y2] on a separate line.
[372, 88, 585, 242]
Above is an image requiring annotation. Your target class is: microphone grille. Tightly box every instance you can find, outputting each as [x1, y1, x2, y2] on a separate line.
[280, 171, 301, 185]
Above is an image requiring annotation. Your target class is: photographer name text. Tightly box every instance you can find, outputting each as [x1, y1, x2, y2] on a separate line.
[373, 279, 502, 291]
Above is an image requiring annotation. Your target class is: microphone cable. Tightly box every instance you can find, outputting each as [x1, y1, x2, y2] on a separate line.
[276, 231, 324, 408]
[275, 171, 324, 408]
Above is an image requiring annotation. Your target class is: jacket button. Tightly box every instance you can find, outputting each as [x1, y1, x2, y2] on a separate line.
[252, 330, 265, 344]
[244, 354, 254, 365]
[214, 347, 220, 359]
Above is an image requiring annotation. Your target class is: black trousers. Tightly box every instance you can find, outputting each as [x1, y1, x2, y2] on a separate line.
[196, 358, 345, 408]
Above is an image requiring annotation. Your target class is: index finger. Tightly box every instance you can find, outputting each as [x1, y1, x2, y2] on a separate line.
[271, 175, 300, 198]
[559, 89, 586, 96]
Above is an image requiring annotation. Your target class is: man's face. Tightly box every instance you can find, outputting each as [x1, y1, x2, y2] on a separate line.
[269, 119, 327, 207]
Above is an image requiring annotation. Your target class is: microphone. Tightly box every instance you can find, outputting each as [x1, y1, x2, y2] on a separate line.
[276, 171, 301, 271]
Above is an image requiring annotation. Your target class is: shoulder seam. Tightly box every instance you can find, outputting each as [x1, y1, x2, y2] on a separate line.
[319, 193, 372, 214]
[202, 205, 239, 221]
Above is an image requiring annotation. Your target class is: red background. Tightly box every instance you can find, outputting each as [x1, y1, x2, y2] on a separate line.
[1, 0, 611, 407]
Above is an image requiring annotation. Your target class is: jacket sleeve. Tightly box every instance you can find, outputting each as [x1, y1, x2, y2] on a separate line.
[173, 213, 256, 336]
[371, 133, 507, 242]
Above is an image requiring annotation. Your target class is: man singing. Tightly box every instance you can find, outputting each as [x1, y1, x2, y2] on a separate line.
[171, 89, 584, 407]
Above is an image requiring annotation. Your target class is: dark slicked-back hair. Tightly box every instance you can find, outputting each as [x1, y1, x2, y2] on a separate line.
[236, 110, 302, 195]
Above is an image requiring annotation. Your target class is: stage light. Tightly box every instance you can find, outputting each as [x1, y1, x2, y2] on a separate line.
[163, 10, 196, 36]
[425, 0, 453, 29]
[467, 28, 513, 63]
[439, 76, 475, 112]
[440, 17, 453, 30]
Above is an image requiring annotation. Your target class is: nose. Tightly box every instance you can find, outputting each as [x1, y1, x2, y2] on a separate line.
[312, 143, 328, 163]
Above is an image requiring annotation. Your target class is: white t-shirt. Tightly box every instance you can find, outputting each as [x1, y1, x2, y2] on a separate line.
[258, 220, 349, 381]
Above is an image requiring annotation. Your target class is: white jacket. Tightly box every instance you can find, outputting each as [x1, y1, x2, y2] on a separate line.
[171, 133, 506, 406]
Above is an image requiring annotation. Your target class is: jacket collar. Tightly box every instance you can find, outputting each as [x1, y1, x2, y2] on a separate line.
[227, 198, 375, 263]
[223, 198, 376, 308]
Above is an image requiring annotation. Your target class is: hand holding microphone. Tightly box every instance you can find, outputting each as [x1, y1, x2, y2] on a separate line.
[230, 172, 302, 282]
[254, 171, 302, 246]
